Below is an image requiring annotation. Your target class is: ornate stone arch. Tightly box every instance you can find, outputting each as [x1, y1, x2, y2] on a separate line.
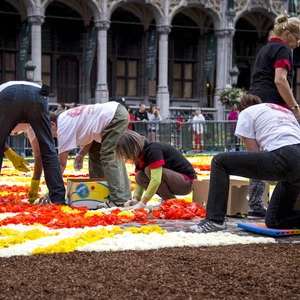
[41, 0, 101, 25]
[6, 0, 31, 20]
[108, 0, 163, 26]
[169, 0, 221, 30]
[235, 4, 276, 38]
[236, 0, 279, 20]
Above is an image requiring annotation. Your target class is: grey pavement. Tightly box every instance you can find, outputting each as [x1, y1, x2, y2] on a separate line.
[121, 216, 300, 243]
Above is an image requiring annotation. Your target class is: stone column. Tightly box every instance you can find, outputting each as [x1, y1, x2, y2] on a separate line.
[156, 25, 171, 119]
[214, 29, 234, 120]
[28, 15, 44, 85]
[95, 21, 110, 103]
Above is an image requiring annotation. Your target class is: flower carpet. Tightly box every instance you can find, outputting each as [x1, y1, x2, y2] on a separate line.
[1, 156, 300, 300]
[0, 155, 277, 258]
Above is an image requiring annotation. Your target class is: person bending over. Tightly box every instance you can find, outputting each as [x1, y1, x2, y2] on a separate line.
[50, 102, 131, 208]
[188, 94, 300, 233]
[115, 130, 197, 210]
[0, 81, 65, 205]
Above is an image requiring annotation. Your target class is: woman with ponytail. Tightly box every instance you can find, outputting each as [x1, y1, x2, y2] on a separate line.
[247, 11, 300, 219]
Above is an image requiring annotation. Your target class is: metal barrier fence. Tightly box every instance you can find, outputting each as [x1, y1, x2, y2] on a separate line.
[7, 120, 243, 156]
[130, 120, 243, 153]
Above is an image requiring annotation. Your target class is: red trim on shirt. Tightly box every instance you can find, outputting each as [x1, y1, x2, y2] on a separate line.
[148, 160, 165, 169]
[182, 174, 196, 183]
[279, 103, 290, 109]
[137, 151, 145, 169]
[269, 37, 286, 44]
[274, 59, 291, 71]
[266, 103, 292, 114]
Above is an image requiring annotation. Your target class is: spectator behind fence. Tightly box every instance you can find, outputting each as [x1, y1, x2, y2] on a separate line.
[227, 104, 239, 148]
[188, 94, 300, 233]
[126, 105, 135, 130]
[115, 130, 197, 210]
[55, 103, 66, 116]
[192, 108, 205, 152]
[147, 104, 162, 142]
[247, 11, 300, 219]
[0, 81, 65, 205]
[134, 102, 148, 137]
[69, 102, 77, 109]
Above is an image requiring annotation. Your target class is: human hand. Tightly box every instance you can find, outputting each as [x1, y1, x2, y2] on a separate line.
[4, 148, 30, 172]
[293, 108, 300, 120]
[28, 179, 40, 203]
[124, 199, 139, 207]
[39, 193, 52, 206]
[123, 201, 145, 211]
[73, 154, 84, 171]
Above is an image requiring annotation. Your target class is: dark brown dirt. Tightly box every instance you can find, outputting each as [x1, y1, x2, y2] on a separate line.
[0, 243, 299, 300]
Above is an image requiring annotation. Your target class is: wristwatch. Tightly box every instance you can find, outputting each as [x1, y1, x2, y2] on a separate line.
[291, 105, 299, 111]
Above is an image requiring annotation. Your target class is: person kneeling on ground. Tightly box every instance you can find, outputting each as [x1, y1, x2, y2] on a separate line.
[115, 130, 197, 210]
[188, 94, 300, 233]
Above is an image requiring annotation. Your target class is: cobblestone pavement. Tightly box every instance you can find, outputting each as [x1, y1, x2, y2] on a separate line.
[121, 216, 300, 243]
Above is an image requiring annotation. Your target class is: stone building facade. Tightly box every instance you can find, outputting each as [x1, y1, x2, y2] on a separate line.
[1, 0, 299, 119]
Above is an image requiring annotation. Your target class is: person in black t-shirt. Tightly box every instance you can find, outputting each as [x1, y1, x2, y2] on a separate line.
[115, 130, 197, 210]
[248, 11, 300, 115]
[133, 102, 148, 137]
[247, 11, 300, 219]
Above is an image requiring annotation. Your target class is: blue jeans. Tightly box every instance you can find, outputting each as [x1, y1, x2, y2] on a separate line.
[0, 84, 65, 204]
[206, 144, 300, 229]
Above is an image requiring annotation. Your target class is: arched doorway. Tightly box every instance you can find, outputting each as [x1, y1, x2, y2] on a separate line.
[43, 1, 86, 103]
[0, 1, 21, 83]
[108, 7, 145, 102]
[234, 12, 273, 90]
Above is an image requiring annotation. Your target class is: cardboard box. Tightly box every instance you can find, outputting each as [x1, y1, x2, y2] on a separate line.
[66, 178, 109, 209]
[193, 179, 269, 217]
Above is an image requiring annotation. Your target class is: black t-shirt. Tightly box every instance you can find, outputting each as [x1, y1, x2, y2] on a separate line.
[248, 39, 293, 105]
[136, 141, 197, 180]
[134, 110, 148, 121]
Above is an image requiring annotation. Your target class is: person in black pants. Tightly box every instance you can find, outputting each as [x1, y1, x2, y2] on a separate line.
[246, 11, 300, 218]
[188, 94, 300, 233]
[0, 81, 66, 205]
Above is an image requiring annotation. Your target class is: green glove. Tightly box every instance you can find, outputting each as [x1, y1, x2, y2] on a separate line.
[4, 148, 30, 172]
[28, 179, 40, 203]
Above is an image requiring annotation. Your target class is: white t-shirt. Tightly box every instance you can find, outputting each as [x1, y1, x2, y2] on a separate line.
[57, 102, 119, 154]
[192, 114, 205, 134]
[11, 124, 36, 143]
[0, 81, 41, 92]
[235, 103, 300, 151]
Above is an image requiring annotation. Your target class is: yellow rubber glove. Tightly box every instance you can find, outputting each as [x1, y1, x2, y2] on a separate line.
[28, 179, 40, 203]
[4, 148, 30, 172]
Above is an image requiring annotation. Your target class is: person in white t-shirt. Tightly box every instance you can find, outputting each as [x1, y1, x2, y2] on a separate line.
[4, 124, 42, 203]
[192, 108, 205, 152]
[188, 94, 300, 233]
[50, 102, 131, 207]
[0, 81, 66, 205]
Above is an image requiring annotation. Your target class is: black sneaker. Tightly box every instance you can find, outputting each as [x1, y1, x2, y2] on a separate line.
[247, 207, 267, 219]
[187, 219, 227, 233]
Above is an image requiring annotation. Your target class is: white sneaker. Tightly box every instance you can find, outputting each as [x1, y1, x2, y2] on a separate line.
[96, 201, 124, 209]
